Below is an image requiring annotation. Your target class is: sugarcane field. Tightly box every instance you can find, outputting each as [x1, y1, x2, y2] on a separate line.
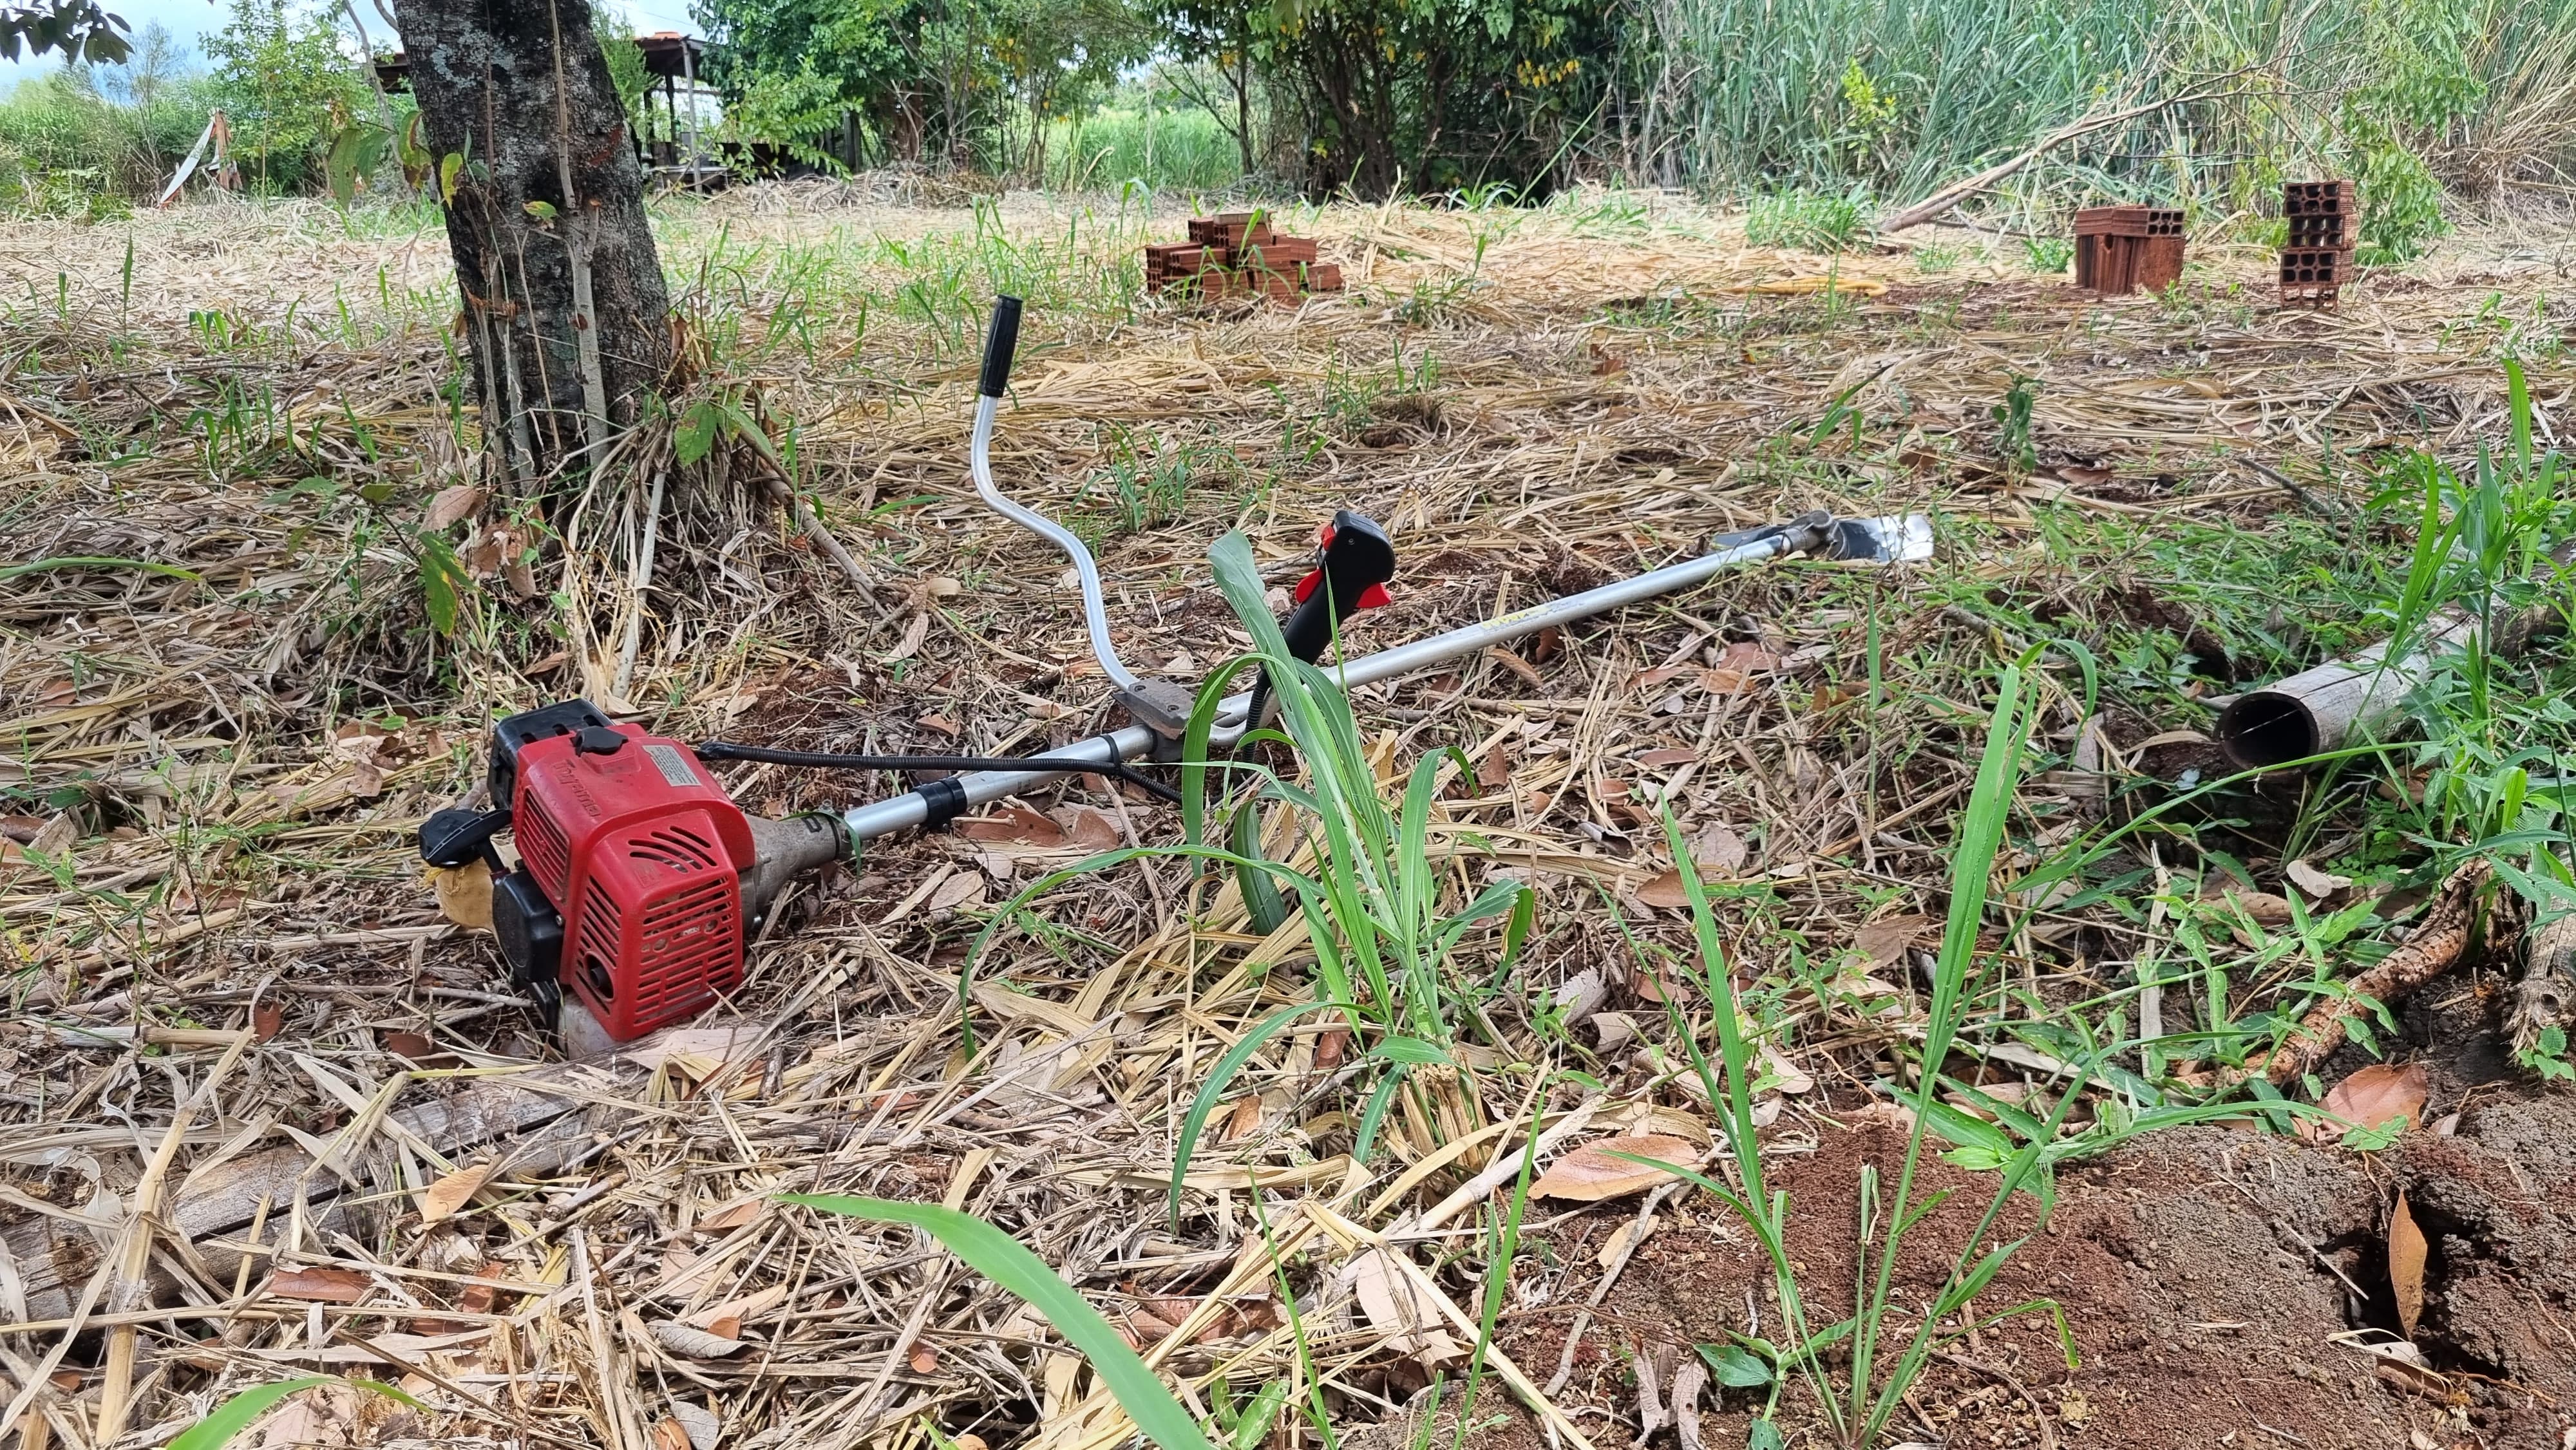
[5, 5, 2576, 1449]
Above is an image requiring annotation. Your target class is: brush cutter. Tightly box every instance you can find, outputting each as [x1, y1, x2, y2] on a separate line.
[419, 297, 1933, 1042]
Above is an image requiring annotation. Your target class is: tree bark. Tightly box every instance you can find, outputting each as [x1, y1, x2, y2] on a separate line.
[397, 0, 669, 486]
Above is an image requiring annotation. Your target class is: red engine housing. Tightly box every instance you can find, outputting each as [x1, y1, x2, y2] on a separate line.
[511, 724, 753, 1040]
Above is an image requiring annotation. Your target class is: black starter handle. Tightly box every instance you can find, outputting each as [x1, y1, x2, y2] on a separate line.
[1282, 511, 1396, 665]
[980, 295, 1022, 399]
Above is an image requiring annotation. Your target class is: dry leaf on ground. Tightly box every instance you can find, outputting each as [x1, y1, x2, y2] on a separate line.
[1854, 912, 1935, 969]
[2390, 1190, 2427, 1339]
[269, 1266, 371, 1303]
[2304, 1062, 2429, 1143]
[650, 1321, 747, 1359]
[1530, 1133, 1697, 1201]
[2205, 885, 2296, 924]
[424, 484, 485, 528]
[2286, 858, 2353, 899]
[417, 1163, 491, 1222]
[428, 860, 493, 930]
[1348, 1247, 1464, 1365]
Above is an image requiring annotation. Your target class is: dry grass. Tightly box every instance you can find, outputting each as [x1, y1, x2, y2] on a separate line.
[1, 182, 2570, 1450]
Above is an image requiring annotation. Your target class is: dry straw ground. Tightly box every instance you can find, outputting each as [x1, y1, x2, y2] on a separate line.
[3, 184, 2573, 1450]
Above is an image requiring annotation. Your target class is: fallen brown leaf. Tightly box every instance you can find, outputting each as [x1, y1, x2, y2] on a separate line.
[429, 860, 493, 930]
[1855, 912, 1936, 970]
[1691, 822, 1749, 873]
[2204, 885, 2295, 924]
[926, 870, 987, 913]
[2286, 858, 2354, 899]
[1220, 1094, 1264, 1144]
[696, 1196, 765, 1234]
[269, 1266, 371, 1303]
[955, 804, 1067, 846]
[424, 484, 486, 529]
[2389, 1190, 2427, 1339]
[1637, 871, 1693, 910]
[1053, 804, 1122, 850]
[417, 1163, 492, 1223]
[650, 1321, 747, 1359]
[2307, 1062, 2429, 1144]
[1530, 1134, 1698, 1201]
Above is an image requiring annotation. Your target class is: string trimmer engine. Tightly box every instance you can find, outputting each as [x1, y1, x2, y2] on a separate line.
[419, 701, 843, 1040]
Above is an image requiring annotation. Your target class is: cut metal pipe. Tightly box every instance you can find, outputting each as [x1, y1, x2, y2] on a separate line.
[2216, 538, 2576, 771]
[2213, 614, 2476, 771]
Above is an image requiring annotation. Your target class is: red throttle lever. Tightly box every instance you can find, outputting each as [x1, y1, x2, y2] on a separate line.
[1283, 512, 1396, 666]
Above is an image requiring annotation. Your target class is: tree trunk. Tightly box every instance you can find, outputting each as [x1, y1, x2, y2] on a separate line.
[1231, 50, 1253, 176]
[397, 0, 669, 487]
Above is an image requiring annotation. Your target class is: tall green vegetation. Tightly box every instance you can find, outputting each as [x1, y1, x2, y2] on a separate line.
[202, 0, 367, 192]
[693, 0, 1147, 174]
[1625, 0, 2576, 250]
[0, 23, 204, 210]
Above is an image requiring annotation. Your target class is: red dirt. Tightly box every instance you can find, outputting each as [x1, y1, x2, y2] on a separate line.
[1358, 1082, 2576, 1450]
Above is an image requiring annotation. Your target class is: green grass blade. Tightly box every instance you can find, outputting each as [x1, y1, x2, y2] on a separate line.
[1168, 997, 1357, 1228]
[0, 556, 203, 584]
[171, 1378, 419, 1450]
[783, 1196, 1216, 1450]
[1229, 800, 1291, 935]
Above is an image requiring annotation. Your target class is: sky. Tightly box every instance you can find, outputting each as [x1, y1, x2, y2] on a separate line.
[0, 0, 701, 89]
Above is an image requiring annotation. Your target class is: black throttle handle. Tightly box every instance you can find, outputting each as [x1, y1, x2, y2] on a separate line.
[979, 295, 1023, 399]
[1244, 511, 1397, 734]
[1280, 511, 1396, 665]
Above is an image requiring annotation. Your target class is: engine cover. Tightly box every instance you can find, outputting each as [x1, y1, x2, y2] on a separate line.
[509, 719, 753, 1040]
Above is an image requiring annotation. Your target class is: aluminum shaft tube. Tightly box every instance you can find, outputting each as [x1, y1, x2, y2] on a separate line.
[838, 528, 1802, 842]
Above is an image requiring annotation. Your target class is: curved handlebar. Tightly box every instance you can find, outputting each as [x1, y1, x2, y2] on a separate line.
[968, 296, 1139, 691]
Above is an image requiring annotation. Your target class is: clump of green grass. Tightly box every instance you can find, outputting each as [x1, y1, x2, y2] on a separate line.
[2021, 235, 2072, 275]
[1045, 106, 1245, 193]
[1745, 187, 1867, 250]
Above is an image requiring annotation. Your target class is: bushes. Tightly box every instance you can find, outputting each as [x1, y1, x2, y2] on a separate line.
[1045, 102, 1240, 191]
[1624, 0, 2576, 245]
[204, 0, 369, 193]
[0, 70, 202, 214]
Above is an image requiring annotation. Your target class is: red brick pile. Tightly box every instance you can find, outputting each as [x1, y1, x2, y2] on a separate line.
[1144, 213, 1343, 304]
[2280, 180, 2357, 306]
[2072, 205, 2185, 294]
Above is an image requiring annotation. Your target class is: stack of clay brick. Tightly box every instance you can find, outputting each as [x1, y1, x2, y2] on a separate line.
[1143, 213, 1343, 303]
[2280, 180, 2357, 306]
[2072, 205, 2185, 294]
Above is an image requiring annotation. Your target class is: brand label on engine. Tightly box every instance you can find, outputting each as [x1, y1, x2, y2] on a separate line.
[644, 742, 701, 789]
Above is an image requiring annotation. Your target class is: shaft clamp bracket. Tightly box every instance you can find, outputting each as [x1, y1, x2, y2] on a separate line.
[1115, 681, 1200, 762]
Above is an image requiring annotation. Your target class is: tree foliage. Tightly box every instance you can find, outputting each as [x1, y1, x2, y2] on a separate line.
[693, 0, 1146, 173]
[1251, 0, 1613, 196]
[0, 0, 129, 62]
[204, 0, 368, 191]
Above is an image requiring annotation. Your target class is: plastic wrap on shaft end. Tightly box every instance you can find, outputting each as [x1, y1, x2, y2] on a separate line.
[979, 296, 1023, 398]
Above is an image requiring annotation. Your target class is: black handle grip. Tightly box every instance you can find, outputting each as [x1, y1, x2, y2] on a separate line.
[1280, 512, 1396, 665]
[980, 295, 1023, 398]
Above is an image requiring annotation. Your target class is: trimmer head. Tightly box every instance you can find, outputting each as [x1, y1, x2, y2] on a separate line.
[1714, 509, 1936, 566]
[1823, 512, 1935, 564]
